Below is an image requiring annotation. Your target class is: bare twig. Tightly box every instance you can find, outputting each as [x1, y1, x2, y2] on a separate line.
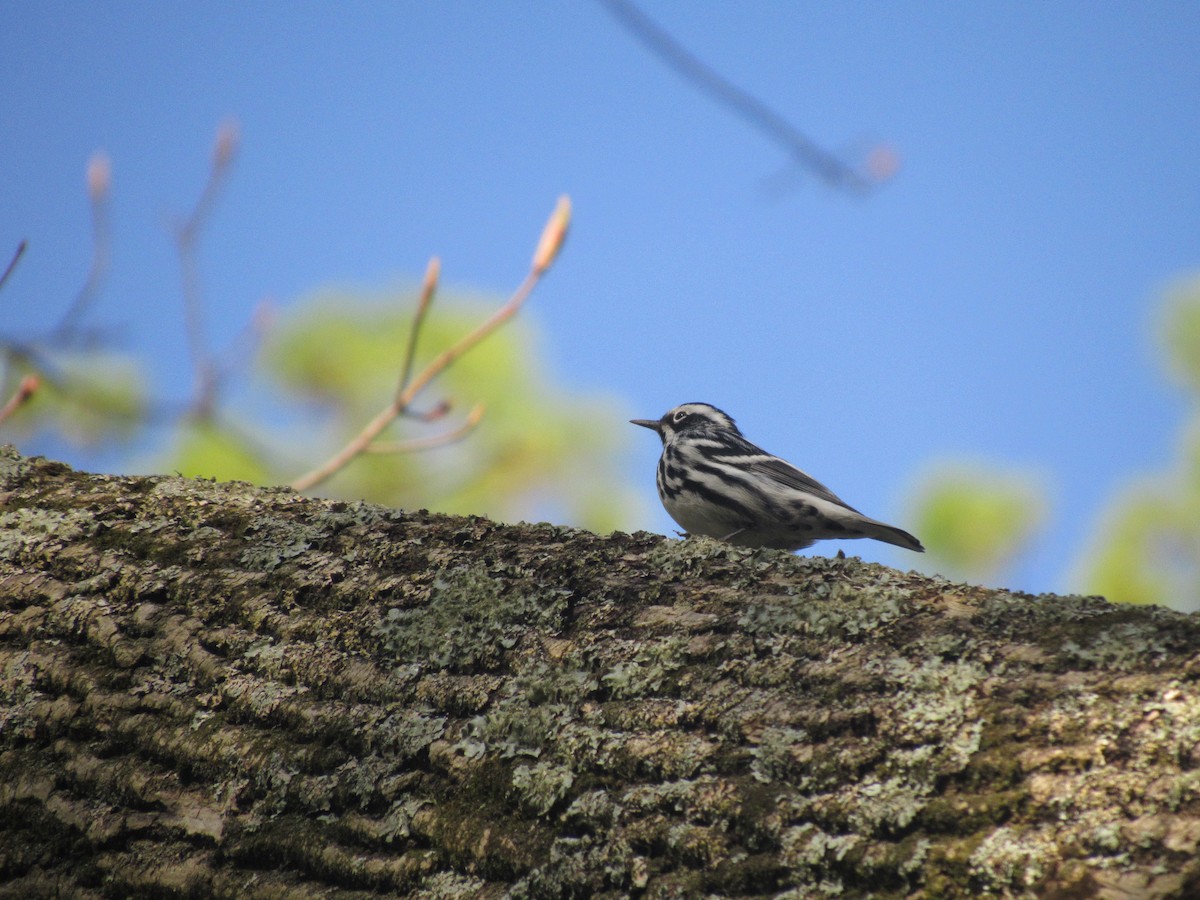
[397, 259, 452, 421]
[175, 119, 241, 418]
[595, 0, 893, 191]
[209, 296, 275, 393]
[407, 399, 452, 423]
[0, 374, 39, 425]
[364, 403, 485, 454]
[2, 155, 112, 382]
[54, 152, 112, 339]
[178, 120, 240, 246]
[0, 241, 27, 295]
[397, 257, 441, 395]
[290, 196, 571, 493]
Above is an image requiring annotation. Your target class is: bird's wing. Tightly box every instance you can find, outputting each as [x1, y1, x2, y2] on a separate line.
[746, 455, 860, 512]
[713, 432, 861, 513]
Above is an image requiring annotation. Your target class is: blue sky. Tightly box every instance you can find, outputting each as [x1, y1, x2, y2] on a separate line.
[3, 2, 1199, 599]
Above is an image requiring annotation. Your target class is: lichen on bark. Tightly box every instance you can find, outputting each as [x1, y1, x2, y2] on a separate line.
[1, 445, 1199, 898]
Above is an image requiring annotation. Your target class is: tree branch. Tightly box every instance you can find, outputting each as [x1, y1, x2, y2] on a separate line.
[3, 447, 1199, 897]
[289, 196, 571, 493]
[363, 402, 484, 453]
[0, 373, 38, 424]
[52, 152, 112, 340]
[397, 256, 441, 397]
[174, 119, 241, 419]
[0, 240, 26, 296]
[597, 0, 894, 191]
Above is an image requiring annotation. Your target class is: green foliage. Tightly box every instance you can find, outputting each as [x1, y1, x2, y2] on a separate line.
[2, 352, 145, 447]
[148, 288, 644, 535]
[1161, 276, 1200, 392]
[255, 290, 642, 532]
[908, 463, 1046, 582]
[1077, 277, 1200, 608]
[1079, 428, 1200, 609]
[171, 417, 275, 486]
[905, 274, 1200, 609]
[4, 285, 642, 538]
[1078, 483, 1180, 607]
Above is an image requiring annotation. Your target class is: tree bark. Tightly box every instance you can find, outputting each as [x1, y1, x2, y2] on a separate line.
[1, 445, 1199, 898]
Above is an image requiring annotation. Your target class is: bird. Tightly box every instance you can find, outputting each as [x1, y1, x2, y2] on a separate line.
[631, 402, 924, 553]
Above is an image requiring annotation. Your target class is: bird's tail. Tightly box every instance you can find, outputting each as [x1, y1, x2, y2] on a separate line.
[862, 519, 925, 552]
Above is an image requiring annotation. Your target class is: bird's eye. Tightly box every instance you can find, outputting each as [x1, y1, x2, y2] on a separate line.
[673, 410, 689, 423]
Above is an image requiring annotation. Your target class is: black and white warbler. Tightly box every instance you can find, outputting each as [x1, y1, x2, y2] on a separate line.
[631, 402, 924, 553]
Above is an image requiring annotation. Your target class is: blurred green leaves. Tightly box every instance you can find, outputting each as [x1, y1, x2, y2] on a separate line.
[1, 352, 145, 447]
[909, 463, 1046, 583]
[171, 417, 275, 487]
[1161, 276, 1200, 393]
[1, 144, 632, 536]
[3, 287, 643, 537]
[906, 274, 1200, 610]
[175, 289, 643, 534]
[1077, 276, 1200, 607]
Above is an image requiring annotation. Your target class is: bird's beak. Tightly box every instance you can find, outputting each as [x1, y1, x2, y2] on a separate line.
[630, 418, 660, 431]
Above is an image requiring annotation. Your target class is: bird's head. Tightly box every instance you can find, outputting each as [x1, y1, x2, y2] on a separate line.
[630, 402, 740, 443]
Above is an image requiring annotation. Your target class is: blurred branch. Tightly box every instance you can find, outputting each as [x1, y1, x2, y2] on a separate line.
[364, 403, 485, 454]
[209, 296, 275, 395]
[0, 154, 113, 421]
[407, 400, 452, 423]
[53, 152, 112, 340]
[174, 119, 241, 419]
[396, 259, 452, 422]
[0, 374, 39, 426]
[596, 0, 895, 191]
[398, 257, 440, 396]
[0, 240, 27, 295]
[290, 195, 571, 493]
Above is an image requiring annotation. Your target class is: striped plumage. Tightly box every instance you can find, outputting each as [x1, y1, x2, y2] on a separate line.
[631, 402, 923, 553]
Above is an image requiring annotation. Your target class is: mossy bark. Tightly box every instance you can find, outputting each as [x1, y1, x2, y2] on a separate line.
[2, 445, 1199, 898]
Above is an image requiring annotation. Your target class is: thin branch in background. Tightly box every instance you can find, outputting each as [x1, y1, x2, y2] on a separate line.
[0, 241, 27, 295]
[53, 152, 112, 340]
[595, 0, 896, 191]
[174, 118, 241, 419]
[0, 235, 85, 412]
[0, 157, 113, 402]
[406, 399, 452, 423]
[209, 295, 276, 393]
[289, 195, 572, 493]
[0, 374, 40, 425]
[364, 403, 485, 454]
[396, 258, 453, 422]
[398, 257, 441, 395]
[395, 401, 453, 422]
[1, 154, 113, 380]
